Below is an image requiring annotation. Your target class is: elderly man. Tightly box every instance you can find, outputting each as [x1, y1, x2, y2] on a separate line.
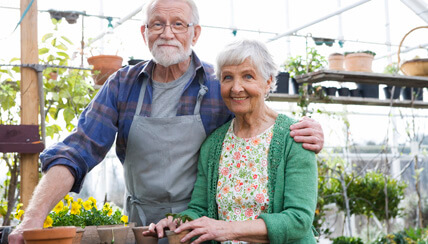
[9, 0, 323, 243]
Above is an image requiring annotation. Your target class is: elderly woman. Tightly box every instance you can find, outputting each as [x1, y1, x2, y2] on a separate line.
[147, 39, 318, 244]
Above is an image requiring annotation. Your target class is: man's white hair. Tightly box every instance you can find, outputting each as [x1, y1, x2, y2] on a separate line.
[216, 39, 278, 92]
[142, 0, 200, 25]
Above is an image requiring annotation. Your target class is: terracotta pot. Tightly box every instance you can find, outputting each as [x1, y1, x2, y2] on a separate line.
[165, 230, 190, 244]
[72, 227, 85, 244]
[328, 53, 344, 71]
[23, 226, 76, 244]
[49, 72, 58, 80]
[344, 53, 374, 72]
[97, 226, 130, 244]
[87, 55, 123, 85]
[80, 223, 135, 244]
[400, 58, 428, 77]
[132, 226, 158, 244]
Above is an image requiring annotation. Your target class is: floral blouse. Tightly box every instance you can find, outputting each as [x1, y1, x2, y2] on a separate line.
[216, 119, 273, 226]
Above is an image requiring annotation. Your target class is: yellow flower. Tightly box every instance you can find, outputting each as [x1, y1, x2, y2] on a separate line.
[53, 200, 64, 214]
[64, 194, 74, 206]
[16, 203, 24, 211]
[88, 196, 97, 205]
[83, 200, 93, 211]
[103, 203, 113, 216]
[70, 201, 81, 215]
[77, 198, 83, 204]
[120, 215, 128, 224]
[15, 209, 24, 220]
[43, 216, 53, 228]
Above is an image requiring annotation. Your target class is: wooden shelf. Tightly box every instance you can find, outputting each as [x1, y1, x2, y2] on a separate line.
[268, 94, 428, 109]
[295, 70, 428, 88]
[0, 125, 44, 153]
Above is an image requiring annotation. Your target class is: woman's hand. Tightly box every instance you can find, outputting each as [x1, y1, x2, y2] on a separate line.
[175, 216, 231, 244]
[289, 116, 324, 153]
[143, 216, 178, 239]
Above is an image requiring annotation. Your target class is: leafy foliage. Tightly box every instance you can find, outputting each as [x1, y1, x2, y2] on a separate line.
[332, 236, 364, 244]
[283, 47, 327, 78]
[165, 213, 193, 227]
[344, 50, 376, 56]
[372, 227, 428, 244]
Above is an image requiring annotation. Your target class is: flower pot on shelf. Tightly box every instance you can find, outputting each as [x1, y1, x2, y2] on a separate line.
[87, 55, 123, 86]
[383, 86, 401, 99]
[325, 87, 337, 96]
[97, 226, 130, 244]
[165, 230, 191, 244]
[338, 87, 350, 96]
[23, 226, 76, 244]
[402, 87, 423, 101]
[49, 71, 58, 80]
[132, 226, 158, 244]
[328, 53, 344, 71]
[350, 89, 361, 97]
[274, 72, 289, 94]
[344, 52, 375, 72]
[128, 59, 145, 66]
[357, 83, 379, 98]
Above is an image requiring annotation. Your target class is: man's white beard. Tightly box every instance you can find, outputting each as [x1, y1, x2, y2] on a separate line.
[151, 39, 192, 67]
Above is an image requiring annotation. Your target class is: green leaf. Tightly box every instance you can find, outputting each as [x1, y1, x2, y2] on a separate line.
[61, 36, 73, 45]
[57, 52, 70, 59]
[56, 43, 68, 51]
[39, 48, 50, 55]
[42, 33, 54, 42]
[63, 107, 75, 124]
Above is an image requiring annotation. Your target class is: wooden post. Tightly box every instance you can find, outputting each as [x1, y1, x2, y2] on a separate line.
[20, 0, 40, 208]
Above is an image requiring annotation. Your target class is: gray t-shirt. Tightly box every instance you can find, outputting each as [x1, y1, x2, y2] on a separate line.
[151, 58, 195, 118]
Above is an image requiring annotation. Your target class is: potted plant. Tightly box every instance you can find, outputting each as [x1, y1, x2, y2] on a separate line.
[344, 50, 376, 72]
[23, 226, 77, 244]
[344, 50, 378, 98]
[164, 213, 193, 244]
[132, 226, 158, 244]
[87, 55, 123, 86]
[14, 195, 129, 244]
[328, 53, 345, 71]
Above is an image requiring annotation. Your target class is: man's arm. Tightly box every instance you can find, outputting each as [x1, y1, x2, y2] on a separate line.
[289, 116, 324, 154]
[8, 166, 74, 244]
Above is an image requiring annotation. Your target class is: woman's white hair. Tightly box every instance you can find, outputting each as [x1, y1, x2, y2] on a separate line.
[142, 0, 200, 25]
[216, 39, 278, 92]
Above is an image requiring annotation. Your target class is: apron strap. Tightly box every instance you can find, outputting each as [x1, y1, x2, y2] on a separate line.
[135, 77, 148, 115]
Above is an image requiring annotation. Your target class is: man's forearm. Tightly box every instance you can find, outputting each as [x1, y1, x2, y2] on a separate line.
[18, 165, 74, 228]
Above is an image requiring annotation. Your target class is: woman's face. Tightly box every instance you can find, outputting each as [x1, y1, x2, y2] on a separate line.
[220, 58, 271, 116]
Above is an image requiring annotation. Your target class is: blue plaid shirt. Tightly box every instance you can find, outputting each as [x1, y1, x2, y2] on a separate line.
[40, 52, 233, 192]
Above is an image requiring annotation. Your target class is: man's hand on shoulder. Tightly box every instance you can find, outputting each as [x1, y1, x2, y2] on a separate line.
[289, 116, 324, 154]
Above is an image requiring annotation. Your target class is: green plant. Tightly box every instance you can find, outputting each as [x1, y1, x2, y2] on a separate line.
[165, 213, 193, 227]
[284, 47, 327, 78]
[332, 236, 364, 244]
[344, 50, 376, 57]
[383, 62, 400, 75]
[372, 227, 428, 244]
[14, 195, 128, 228]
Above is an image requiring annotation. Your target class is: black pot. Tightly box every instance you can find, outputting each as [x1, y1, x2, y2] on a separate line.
[325, 87, 337, 96]
[357, 83, 379, 98]
[350, 89, 361, 97]
[0, 226, 12, 244]
[338, 87, 350, 96]
[402, 87, 423, 101]
[274, 72, 289, 94]
[384, 86, 401, 99]
[128, 59, 144, 65]
[291, 78, 312, 95]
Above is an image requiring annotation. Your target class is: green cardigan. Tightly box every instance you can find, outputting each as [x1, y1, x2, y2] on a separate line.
[181, 114, 318, 244]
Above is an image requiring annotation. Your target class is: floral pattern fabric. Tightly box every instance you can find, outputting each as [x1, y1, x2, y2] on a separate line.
[216, 119, 272, 224]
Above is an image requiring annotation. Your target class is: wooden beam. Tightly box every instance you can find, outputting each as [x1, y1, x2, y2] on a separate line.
[20, 0, 40, 208]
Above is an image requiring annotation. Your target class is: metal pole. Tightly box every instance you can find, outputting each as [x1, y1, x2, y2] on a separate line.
[267, 0, 372, 42]
[36, 70, 46, 145]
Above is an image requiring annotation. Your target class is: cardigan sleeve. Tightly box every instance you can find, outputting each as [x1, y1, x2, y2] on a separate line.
[258, 124, 318, 243]
[180, 138, 211, 220]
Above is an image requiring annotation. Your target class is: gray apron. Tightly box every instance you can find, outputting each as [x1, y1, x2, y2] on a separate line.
[124, 74, 207, 243]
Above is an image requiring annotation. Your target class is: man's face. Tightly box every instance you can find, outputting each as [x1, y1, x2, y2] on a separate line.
[141, 0, 201, 67]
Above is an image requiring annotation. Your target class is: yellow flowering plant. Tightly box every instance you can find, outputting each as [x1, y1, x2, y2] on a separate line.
[14, 195, 128, 228]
